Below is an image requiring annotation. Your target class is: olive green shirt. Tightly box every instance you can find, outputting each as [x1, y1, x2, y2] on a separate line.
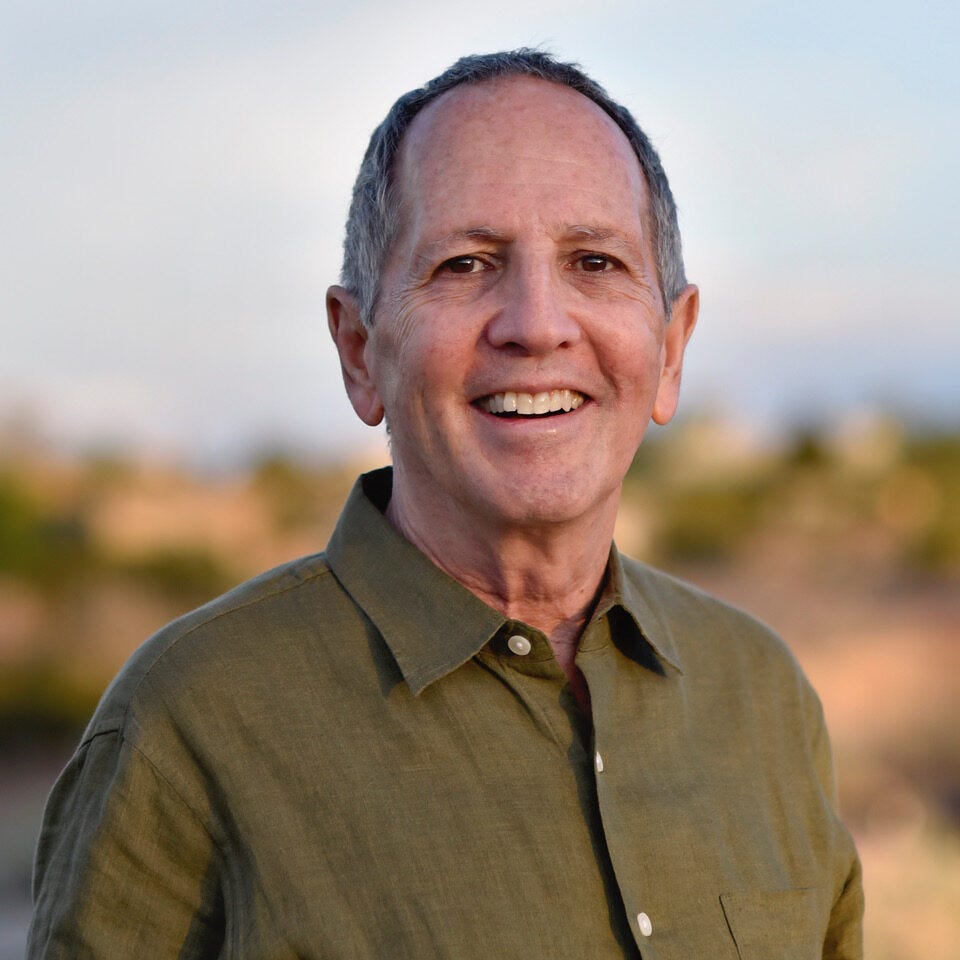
[30, 468, 862, 959]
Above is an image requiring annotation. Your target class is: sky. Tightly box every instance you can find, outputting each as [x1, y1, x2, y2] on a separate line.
[2, 0, 958, 463]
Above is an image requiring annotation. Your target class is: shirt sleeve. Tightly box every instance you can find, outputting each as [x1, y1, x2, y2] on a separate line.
[808, 690, 865, 960]
[824, 854, 865, 960]
[28, 726, 225, 959]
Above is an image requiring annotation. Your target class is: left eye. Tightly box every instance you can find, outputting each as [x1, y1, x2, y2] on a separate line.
[579, 254, 614, 272]
[440, 256, 484, 274]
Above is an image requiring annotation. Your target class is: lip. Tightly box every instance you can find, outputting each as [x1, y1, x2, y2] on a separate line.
[470, 383, 588, 399]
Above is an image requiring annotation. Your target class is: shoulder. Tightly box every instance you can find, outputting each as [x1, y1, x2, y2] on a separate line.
[83, 551, 347, 740]
[619, 554, 780, 641]
[617, 556, 837, 792]
[617, 554, 814, 697]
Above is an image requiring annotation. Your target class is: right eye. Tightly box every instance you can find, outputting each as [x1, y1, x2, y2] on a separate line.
[439, 256, 485, 275]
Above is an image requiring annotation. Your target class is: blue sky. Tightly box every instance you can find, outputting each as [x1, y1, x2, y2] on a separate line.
[2, 0, 957, 461]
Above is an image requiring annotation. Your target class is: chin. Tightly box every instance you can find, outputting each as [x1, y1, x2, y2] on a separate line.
[470, 483, 615, 531]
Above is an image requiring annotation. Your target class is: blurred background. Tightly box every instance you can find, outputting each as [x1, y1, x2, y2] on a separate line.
[2, 2, 958, 957]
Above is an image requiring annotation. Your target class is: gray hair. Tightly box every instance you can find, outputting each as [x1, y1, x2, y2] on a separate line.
[340, 48, 687, 324]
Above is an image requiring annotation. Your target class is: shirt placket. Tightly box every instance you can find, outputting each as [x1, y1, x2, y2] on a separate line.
[480, 617, 660, 959]
[578, 618, 662, 960]
[475, 621, 576, 748]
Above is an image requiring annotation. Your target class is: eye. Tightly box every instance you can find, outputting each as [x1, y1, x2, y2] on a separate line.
[439, 255, 485, 275]
[578, 254, 616, 273]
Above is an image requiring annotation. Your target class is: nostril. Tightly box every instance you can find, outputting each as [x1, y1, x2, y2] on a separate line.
[485, 310, 582, 355]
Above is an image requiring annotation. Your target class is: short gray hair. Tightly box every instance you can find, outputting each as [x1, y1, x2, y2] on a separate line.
[340, 49, 687, 324]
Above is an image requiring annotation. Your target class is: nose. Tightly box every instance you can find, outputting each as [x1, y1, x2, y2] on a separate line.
[484, 262, 582, 355]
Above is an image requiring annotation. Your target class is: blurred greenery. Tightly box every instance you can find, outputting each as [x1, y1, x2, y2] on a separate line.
[119, 548, 236, 603]
[252, 452, 331, 531]
[0, 473, 94, 589]
[649, 478, 773, 563]
[0, 663, 102, 744]
[0, 470, 234, 601]
[626, 419, 960, 575]
[902, 434, 960, 570]
[2, 415, 958, 740]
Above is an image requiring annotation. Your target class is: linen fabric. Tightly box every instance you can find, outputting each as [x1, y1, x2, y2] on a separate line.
[29, 467, 863, 959]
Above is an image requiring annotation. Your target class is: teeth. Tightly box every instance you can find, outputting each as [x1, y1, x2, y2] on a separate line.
[479, 390, 585, 415]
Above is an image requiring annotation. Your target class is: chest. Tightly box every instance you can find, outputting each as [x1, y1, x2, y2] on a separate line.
[192, 652, 835, 959]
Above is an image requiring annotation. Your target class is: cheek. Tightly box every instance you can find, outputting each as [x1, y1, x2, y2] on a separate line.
[367, 302, 425, 397]
[602, 322, 666, 386]
[370, 333, 459, 429]
[377, 301, 419, 364]
[380, 293, 459, 371]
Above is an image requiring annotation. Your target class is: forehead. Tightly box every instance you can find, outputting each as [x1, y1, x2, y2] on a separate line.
[392, 77, 649, 238]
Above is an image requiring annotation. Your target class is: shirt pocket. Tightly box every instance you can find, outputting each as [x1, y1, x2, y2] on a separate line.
[720, 887, 826, 960]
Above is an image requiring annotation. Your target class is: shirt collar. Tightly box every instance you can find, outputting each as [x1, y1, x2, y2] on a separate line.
[325, 468, 681, 694]
[325, 468, 505, 695]
[601, 545, 685, 674]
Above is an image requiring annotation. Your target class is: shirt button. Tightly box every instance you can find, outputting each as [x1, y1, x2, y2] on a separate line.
[636, 912, 653, 937]
[507, 634, 532, 656]
[594, 751, 604, 773]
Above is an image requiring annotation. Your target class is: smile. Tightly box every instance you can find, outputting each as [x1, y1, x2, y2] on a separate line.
[477, 389, 586, 417]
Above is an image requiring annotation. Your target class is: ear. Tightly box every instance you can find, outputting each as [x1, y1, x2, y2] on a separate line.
[652, 284, 699, 426]
[326, 285, 385, 426]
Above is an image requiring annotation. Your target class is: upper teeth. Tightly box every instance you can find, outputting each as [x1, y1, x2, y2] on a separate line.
[480, 389, 585, 415]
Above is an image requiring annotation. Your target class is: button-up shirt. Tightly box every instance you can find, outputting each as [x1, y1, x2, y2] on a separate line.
[29, 467, 863, 958]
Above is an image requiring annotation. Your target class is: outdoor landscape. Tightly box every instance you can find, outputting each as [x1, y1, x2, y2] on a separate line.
[2, 410, 958, 958]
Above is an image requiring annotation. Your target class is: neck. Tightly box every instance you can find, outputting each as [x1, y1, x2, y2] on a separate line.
[385, 478, 618, 661]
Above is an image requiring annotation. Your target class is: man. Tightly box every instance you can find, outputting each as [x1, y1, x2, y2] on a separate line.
[29, 50, 863, 958]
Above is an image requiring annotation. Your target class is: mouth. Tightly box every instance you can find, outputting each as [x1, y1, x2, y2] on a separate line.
[475, 389, 587, 418]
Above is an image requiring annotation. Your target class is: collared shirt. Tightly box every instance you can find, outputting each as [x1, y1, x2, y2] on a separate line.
[29, 467, 863, 959]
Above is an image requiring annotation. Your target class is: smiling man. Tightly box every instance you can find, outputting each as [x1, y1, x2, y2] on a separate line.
[327, 69, 698, 717]
[30, 51, 863, 959]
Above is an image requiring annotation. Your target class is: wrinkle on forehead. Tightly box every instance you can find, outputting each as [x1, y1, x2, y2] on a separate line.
[391, 76, 652, 255]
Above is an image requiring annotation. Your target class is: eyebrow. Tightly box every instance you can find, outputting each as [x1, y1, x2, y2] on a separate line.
[410, 228, 507, 275]
[562, 224, 645, 248]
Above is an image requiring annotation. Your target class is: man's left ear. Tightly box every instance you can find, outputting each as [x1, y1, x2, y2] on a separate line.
[651, 284, 699, 426]
[326, 285, 385, 426]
